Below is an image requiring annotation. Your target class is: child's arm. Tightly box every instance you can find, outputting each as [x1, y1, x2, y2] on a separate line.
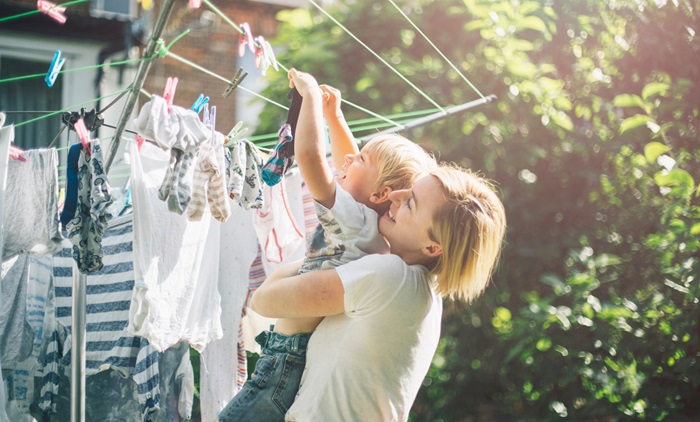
[320, 84, 360, 174]
[288, 69, 336, 208]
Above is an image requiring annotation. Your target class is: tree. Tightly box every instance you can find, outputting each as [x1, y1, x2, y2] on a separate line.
[256, 0, 700, 419]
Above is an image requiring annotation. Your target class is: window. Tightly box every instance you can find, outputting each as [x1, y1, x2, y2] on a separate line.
[0, 56, 63, 150]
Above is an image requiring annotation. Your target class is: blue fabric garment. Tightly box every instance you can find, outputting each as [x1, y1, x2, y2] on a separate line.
[39, 223, 160, 419]
[60, 143, 82, 227]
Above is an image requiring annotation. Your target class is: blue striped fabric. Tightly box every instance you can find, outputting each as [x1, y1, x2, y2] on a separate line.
[39, 223, 161, 419]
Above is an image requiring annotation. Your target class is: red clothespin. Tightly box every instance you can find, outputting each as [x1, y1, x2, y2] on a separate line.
[188, 0, 202, 8]
[37, 0, 67, 24]
[162, 77, 178, 112]
[238, 23, 255, 57]
[74, 118, 91, 157]
[9, 145, 27, 162]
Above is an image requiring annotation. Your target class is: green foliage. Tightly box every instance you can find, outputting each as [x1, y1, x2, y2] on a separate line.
[256, 0, 700, 420]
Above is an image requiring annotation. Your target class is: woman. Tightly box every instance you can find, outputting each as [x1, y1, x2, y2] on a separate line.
[250, 161, 507, 421]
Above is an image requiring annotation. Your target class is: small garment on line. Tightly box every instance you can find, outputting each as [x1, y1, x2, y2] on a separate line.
[227, 138, 264, 210]
[188, 133, 230, 222]
[253, 175, 304, 264]
[2, 148, 62, 260]
[65, 139, 113, 273]
[261, 123, 294, 187]
[133, 95, 180, 151]
[0, 255, 34, 370]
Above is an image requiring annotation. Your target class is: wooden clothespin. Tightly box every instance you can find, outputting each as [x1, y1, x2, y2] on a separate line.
[73, 118, 92, 157]
[222, 68, 248, 98]
[45, 50, 66, 87]
[162, 77, 178, 112]
[37, 0, 67, 24]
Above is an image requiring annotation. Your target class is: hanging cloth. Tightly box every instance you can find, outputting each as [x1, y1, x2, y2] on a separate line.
[2, 148, 62, 260]
[65, 139, 113, 273]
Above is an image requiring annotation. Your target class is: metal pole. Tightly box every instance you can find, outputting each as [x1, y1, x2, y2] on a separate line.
[70, 266, 87, 422]
[67, 2, 177, 420]
[359, 94, 497, 141]
[104, 0, 178, 173]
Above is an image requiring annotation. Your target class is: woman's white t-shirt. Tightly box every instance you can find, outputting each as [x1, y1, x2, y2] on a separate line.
[285, 253, 443, 422]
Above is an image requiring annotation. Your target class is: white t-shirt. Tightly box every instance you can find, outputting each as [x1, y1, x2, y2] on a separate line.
[286, 254, 443, 422]
[299, 182, 390, 273]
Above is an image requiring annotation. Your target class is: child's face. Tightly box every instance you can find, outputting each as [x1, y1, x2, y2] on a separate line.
[337, 149, 380, 208]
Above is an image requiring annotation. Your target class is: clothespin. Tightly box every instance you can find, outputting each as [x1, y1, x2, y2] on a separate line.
[73, 118, 92, 157]
[222, 68, 248, 98]
[45, 50, 66, 88]
[190, 94, 210, 113]
[162, 77, 178, 112]
[135, 134, 146, 151]
[9, 145, 26, 162]
[254, 36, 271, 75]
[188, 0, 202, 9]
[37, 0, 67, 24]
[238, 23, 255, 57]
[262, 40, 279, 72]
[138, 0, 153, 11]
[202, 103, 211, 127]
[209, 106, 217, 143]
[225, 121, 248, 148]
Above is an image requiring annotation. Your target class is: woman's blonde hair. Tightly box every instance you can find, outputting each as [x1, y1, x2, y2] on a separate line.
[428, 164, 506, 303]
[361, 134, 437, 192]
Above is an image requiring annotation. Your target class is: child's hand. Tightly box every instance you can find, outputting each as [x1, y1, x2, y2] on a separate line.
[320, 84, 343, 120]
[288, 68, 320, 98]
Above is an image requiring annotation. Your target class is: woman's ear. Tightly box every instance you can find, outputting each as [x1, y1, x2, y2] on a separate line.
[369, 186, 393, 204]
[422, 242, 443, 258]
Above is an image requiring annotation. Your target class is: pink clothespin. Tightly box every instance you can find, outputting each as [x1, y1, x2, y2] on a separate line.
[188, 0, 202, 8]
[135, 135, 146, 151]
[162, 77, 178, 112]
[254, 36, 267, 70]
[37, 0, 67, 24]
[238, 23, 255, 57]
[74, 118, 91, 157]
[9, 146, 27, 162]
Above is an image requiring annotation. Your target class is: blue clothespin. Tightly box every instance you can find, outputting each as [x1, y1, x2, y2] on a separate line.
[45, 50, 66, 87]
[190, 93, 210, 113]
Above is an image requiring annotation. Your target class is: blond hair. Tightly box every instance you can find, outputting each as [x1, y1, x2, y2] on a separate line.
[428, 164, 506, 303]
[361, 134, 437, 192]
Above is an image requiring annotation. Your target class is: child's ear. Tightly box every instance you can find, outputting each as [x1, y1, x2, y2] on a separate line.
[369, 186, 392, 204]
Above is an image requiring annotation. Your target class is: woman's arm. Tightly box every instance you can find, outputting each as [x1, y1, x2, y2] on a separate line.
[250, 266, 345, 319]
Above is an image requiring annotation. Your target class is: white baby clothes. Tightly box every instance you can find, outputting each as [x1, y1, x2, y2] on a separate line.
[128, 140, 223, 353]
[133, 95, 179, 151]
[2, 148, 62, 260]
[253, 177, 304, 264]
[199, 203, 259, 421]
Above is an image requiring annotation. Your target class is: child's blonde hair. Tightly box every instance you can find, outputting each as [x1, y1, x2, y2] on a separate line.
[428, 164, 506, 303]
[361, 134, 437, 192]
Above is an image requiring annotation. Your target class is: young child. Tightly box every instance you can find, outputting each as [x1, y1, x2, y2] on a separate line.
[217, 69, 437, 421]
